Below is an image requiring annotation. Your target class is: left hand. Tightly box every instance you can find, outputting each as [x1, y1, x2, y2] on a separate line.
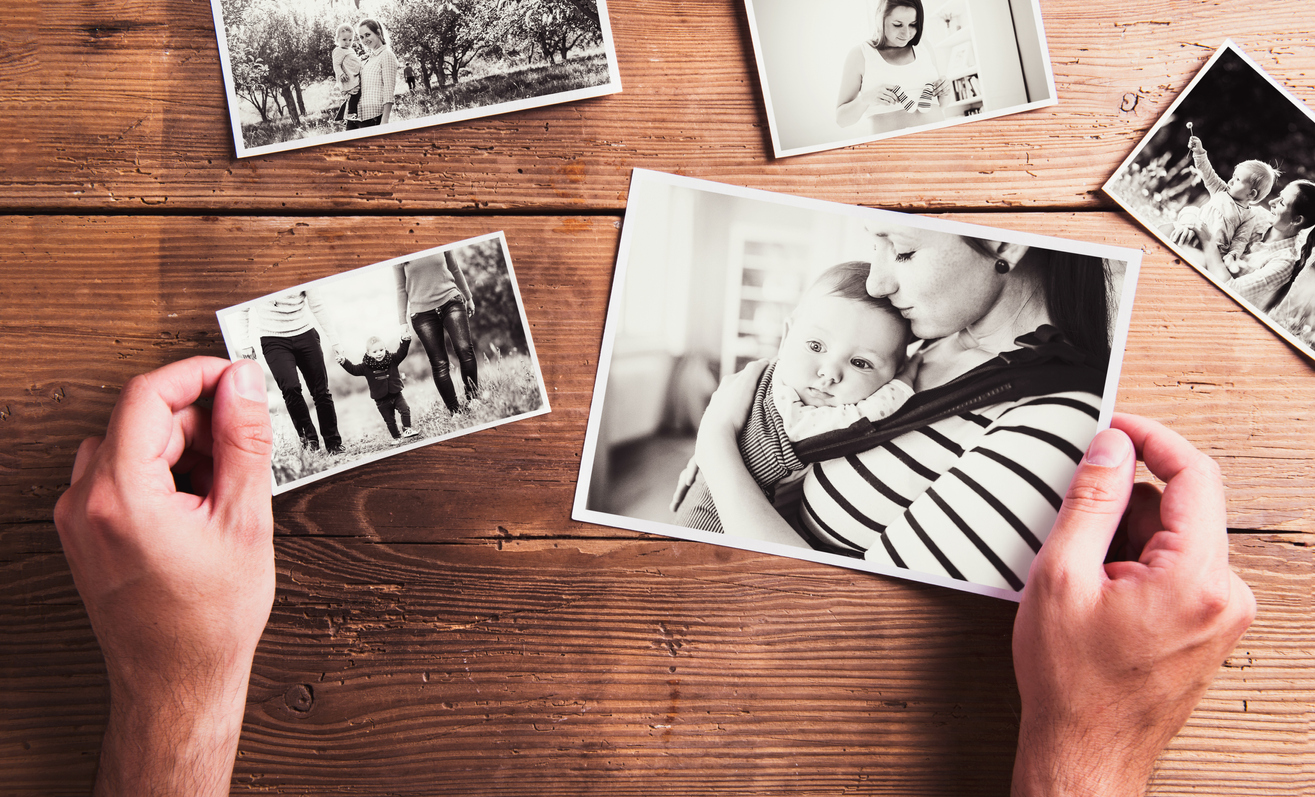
[53, 357, 276, 796]
[929, 78, 949, 101]
[463, 294, 477, 318]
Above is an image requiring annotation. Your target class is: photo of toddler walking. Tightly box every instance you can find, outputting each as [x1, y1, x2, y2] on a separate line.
[337, 333, 419, 442]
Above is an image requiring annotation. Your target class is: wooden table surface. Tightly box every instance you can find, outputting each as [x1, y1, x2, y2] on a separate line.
[4, 1, 1314, 794]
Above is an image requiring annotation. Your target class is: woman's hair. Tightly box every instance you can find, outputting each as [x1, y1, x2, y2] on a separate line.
[358, 18, 386, 45]
[963, 238, 1112, 364]
[866, 0, 924, 49]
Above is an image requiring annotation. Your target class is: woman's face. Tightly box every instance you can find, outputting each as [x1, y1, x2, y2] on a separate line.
[880, 6, 919, 48]
[864, 225, 1006, 339]
[359, 25, 380, 49]
[1270, 183, 1307, 233]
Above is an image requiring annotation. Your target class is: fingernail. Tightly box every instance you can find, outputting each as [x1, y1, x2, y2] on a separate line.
[234, 360, 267, 402]
[1084, 428, 1131, 468]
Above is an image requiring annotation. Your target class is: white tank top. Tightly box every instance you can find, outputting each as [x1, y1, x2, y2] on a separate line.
[860, 42, 941, 117]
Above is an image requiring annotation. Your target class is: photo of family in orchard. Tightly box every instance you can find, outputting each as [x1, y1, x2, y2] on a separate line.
[574, 170, 1140, 600]
[211, 0, 621, 156]
[217, 234, 549, 493]
[1105, 41, 1315, 362]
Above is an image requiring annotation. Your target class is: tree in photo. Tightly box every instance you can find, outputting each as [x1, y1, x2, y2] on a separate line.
[511, 0, 602, 64]
[388, 0, 511, 88]
[224, 0, 334, 122]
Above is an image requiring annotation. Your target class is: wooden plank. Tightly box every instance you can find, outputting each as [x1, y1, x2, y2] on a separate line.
[3, 213, 1314, 534]
[5, 1, 1315, 211]
[1, 535, 1309, 796]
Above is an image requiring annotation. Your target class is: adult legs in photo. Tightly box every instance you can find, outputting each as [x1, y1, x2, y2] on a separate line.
[259, 330, 342, 452]
[412, 299, 478, 413]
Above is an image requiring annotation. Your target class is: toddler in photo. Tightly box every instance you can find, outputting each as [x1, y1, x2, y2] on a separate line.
[673, 261, 914, 534]
[337, 333, 419, 442]
[331, 23, 362, 123]
[1172, 131, 1279, 274]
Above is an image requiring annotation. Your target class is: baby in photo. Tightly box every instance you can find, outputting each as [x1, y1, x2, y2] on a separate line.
[673, 261, 914, 533]
[1172, 131, 1279, 274]
[337, 333, 419, 442]
[331, 23, 362, 123]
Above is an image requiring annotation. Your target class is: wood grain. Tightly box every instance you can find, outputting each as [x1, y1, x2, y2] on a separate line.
[3, 213, 1313, 534]
[4, 0, 1315, 793]
[3, 536, 1310, 796]
[4, 0, 1315, 211]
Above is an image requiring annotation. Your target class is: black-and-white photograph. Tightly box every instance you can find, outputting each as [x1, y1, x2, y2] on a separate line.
[1104, 41, 1315, 362]
[217, 233, 549, 493]
[744, 0, 1056, 157]
[574, 170, 1140, 600]
[210, 0, 621, 157]
[746, 0, 1052, 159]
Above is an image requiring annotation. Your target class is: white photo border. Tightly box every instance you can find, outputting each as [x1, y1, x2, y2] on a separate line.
[572, 169, 1142, 602]
[208, 1, 623, 158]
[216, 231, 551, 495]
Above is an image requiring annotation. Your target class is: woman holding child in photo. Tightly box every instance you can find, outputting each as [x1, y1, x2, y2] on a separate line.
[395, 251, 481, 416]
[1190, 178, 1315, 313]
[835, 0, 948, 133]
[350, 19, 397, 130]
[690, 228, 1112, 592]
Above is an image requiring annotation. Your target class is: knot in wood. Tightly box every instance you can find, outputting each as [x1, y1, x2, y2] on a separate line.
[284, 683, 314, 714]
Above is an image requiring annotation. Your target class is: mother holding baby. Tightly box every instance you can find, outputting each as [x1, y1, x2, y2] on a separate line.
[694, 226, 1113, 592]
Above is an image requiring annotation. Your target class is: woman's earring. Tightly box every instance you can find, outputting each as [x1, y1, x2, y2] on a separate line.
[994, 259, 1010, 274]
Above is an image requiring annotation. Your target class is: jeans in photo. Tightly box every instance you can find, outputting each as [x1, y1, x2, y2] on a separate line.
[260, 329, 342, 452]
[375, 391, 412, 438]
[411, 298, 479, 413]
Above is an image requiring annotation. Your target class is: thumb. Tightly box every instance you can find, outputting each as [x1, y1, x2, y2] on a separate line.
[1038, 428, 1136, 575]
[210, 360, 274, 534]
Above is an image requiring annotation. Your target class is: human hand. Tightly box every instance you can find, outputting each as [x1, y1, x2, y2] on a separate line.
[463, 294, 477, 318]
[238, 347, 256, 361]
[929, 78, 949, 101]
[863, 82, 904, 107]
[399, 323, 412, 340]
[669, 454, 700, 513]
[1187, 135, 1204, 156]
[1011, 414, 1255, 797]
[53, 357, 276, 797]
[694, 359, 768, 446]
[1169, 224, 1200, 247]
[894, 348, 924, 389]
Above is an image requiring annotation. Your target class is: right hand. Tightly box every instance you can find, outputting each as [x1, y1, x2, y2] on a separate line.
[862, 82, 904, 107]
[1187, 135, 1204, 156]
[1011, 414, 1255, 796]
[238, 347, 257, 361]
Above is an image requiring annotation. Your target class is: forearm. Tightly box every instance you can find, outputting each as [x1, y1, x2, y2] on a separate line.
[1012, 712, 1161, 797]
[836, 96, 868, 128]
[96, 666, 253, 797]
[696, 422, 806, 546]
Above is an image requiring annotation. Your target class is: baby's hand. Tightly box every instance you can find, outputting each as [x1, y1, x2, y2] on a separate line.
[894, 349, 924, 388]
[1187, 135, 1204, 156]
[401, 332, 412, 341]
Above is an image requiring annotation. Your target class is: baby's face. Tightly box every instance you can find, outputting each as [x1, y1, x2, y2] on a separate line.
[775, 294, 907, 408]
[336, 30, 353, 49]
[1226, 172, 1257, 203]
[368, 345, 387, 360]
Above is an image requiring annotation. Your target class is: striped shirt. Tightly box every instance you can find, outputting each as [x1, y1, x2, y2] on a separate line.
[797, 390, 1101, 592]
